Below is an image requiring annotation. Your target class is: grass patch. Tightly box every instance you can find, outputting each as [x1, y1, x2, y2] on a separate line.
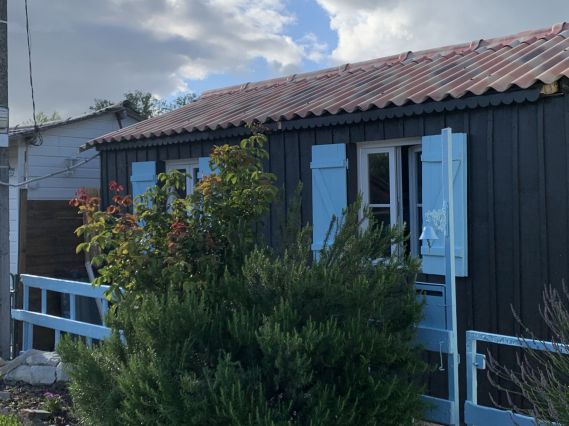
[0, 414, 21, 426]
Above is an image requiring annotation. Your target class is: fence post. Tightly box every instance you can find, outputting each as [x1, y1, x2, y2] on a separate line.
[466, 332, 477, 406]
[69, 294, 76, 320]
[22, 283, 32, 351]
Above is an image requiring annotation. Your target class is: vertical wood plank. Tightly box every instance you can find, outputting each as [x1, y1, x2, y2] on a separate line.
[18, 188, 28, 274]
[179, 142, 191, 159]
[115, 150, 128, 193]
[486, 109, 497, 334]
[70, 295, 76, 321]
[269, 132, 286, 248]
[22, 284, 30, 351]
[543, 97, 566, 290]
[299, 129, 315, 226]
[511, 105, 521, 335]
[41, 289, 47, 314]
[190, 140, 202, 158]
[536, 101, 549, 322]
[565, 93, 569, 288]
[518, 102, 540, 339]
[284, 131, 300, 220]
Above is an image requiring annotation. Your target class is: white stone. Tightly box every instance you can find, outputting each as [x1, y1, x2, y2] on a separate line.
[21, 409, 51, 421]
[5, 364, 31, 383]
[55, 362, 70, 382]
[29, 365, 56, 385]
[25, 351, 60, 367]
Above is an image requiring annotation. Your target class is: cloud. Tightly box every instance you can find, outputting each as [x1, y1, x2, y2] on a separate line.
[7, 0, 326, 123]
[316, 0, 569, 64]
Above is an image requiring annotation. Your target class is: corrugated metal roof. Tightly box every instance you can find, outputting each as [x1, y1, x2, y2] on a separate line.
[87, 23, 569, 149]
[10, 101, 142, 137]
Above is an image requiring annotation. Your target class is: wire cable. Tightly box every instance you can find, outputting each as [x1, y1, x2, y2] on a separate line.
[0, 153, 99, 187]
[24, 0, 42, 146]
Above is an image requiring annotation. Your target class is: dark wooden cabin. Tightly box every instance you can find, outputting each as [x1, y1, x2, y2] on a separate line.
[84, 23, 569, 419]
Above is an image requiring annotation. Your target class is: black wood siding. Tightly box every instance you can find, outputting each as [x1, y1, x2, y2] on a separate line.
[99, 93, 569, 410]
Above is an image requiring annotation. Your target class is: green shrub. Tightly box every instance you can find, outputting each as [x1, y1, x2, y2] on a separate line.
[0, 414, 21, 426]
[60, 133, 426, 425]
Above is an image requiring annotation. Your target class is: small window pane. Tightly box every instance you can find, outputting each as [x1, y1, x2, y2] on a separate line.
[416, 153, 422, 204]
[371, 207, 391, 231]
[417, 206, 423, 246]
[175, 168, 187, 198]
[368, 153, 390, 204]
[193, 167, 200, 185]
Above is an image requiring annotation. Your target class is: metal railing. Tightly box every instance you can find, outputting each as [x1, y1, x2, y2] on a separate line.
[465, 330, 566, 425]
[11, 274, 112, 351]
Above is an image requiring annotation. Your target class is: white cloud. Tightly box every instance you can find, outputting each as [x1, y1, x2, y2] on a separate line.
[316, 0, 569, 64]
[298, 33, 328, 62]
[7, 0, 327, 123]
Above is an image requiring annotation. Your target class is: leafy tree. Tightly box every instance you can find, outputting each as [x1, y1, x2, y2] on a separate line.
[89, 91, 196, 119]
[61, 132, 426, 425]
[21, 111, 61, 126]
[89, 98, 115, 111]
[123, 90, 155, 119]
[155, 92, 197, 114]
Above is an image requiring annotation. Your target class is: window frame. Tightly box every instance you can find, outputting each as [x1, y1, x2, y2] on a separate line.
[357, 138, 422, 252]
[408, 145, 422, 257]
[358, 145, 398, 229]
[165, 158, 200, 197]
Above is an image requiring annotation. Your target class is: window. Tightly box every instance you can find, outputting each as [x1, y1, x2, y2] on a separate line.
[358, 141, 422, 255]
[408, 146, 422, 257]
[165, 159, 200, 197]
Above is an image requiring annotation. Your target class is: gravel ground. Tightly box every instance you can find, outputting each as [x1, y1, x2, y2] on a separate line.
[0, 381, 77, 425]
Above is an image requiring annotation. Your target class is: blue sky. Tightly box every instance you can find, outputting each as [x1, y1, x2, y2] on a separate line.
[167, 0, 338, 97]
[7, 0, 569, 123]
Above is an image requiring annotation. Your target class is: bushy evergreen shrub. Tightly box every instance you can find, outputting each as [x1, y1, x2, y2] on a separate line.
[60, 132, 426, 425]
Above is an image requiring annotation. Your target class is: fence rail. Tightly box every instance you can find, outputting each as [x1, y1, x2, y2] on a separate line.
[465, 330, 567, 425]
[11, 274, 112, 351]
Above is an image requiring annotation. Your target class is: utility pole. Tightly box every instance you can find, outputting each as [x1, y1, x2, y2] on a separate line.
[0, 0, 9, 359]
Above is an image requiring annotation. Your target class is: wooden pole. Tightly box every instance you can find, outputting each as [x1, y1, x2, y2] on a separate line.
[442, 128, 460, 425]
[0, 0, 9, 359]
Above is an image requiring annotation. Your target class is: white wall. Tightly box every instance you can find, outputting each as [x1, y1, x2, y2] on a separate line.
[8, 111, 139, 273]
[26, 113, 138, 201]
[8, 141, 20, 274]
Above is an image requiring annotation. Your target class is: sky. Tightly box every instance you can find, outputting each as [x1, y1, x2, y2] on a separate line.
[7, 0, 569, 124]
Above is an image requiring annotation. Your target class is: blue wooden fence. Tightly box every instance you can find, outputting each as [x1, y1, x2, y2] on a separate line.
[465, 330, 567, 425]
[11, 274, 112, 351]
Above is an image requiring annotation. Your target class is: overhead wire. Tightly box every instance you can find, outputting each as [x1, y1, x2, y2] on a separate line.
[24, 0, 42, 146]
[0, 153, 100, 187]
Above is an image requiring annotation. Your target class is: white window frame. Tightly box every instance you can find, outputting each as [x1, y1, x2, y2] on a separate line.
[358, 146, 398, 228]
[408, 145, 422, 257]
[357, 139, 422, 253]
[165, 158, 200, 196]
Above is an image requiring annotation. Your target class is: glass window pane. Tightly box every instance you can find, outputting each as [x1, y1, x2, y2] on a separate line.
[193, 167, 200, 185]
[417, 206, 423, 254]
[368, 153, 390, 204]
[175, 168, 187, 198]
[416, 152, 422, 204]
[371, 207, 391, 231]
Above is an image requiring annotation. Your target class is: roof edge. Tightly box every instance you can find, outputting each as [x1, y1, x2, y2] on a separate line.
[86, 87, 541, 151]
[201, 22, 569, 99]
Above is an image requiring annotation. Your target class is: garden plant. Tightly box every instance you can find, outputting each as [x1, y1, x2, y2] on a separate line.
[60, 132, 426, 425]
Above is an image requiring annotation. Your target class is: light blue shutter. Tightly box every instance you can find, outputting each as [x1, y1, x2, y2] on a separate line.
[421, 132, 468, 276]
[311, 144, 348, 253]
[130, 161, 157, 207]
[198, 157, 212, 179]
